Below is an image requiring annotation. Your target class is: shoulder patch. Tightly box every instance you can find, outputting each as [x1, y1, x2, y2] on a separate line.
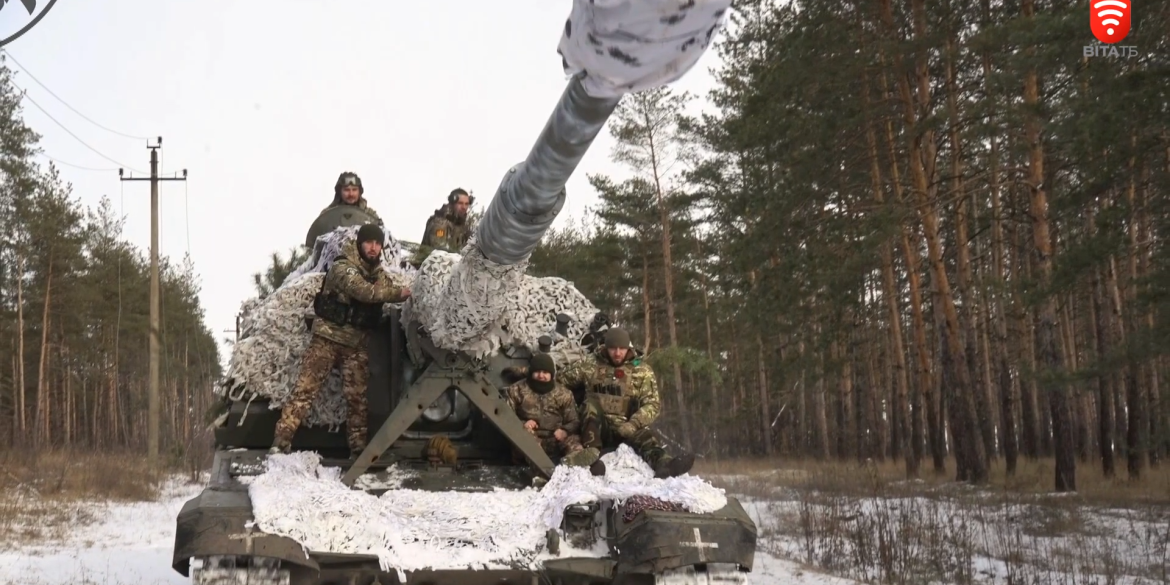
[435, 228, 446, 238]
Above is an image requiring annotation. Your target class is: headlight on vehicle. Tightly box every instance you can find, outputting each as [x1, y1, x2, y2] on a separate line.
[422, 390, 455, 422]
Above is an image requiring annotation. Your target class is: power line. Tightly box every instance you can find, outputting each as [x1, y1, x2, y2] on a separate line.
[35, 151, 119, 172]
[12, 83, 146, 174]
[0, 48, 151, 141]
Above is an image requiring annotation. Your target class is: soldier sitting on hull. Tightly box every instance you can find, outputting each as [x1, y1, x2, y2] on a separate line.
[323, 171, 384, 226]
[412, 188, 474, 266]
[504, 353, 605, 475]
[561, 327, 695, 479]
[271, 224, 411, 457]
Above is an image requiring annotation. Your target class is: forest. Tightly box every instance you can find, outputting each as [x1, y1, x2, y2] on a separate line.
[527, 0, 1169, 491]
[0, 54, 223, 466]
[2, 0, 1169, 497]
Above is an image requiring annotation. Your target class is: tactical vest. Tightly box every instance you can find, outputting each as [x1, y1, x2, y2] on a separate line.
[585, 362, 635, 418]
[312, 259, 385, 330]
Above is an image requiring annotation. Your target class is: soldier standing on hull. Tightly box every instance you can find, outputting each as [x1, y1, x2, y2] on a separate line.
[323, 172, 384, 226]
[504, 353, 604, 475]
[271, 224, 411, 457]
[412, 188, 474, 265]
[559, 328, 695, 478]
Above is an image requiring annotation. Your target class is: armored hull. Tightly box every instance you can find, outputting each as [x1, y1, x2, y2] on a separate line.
[176, 310, 756, 585]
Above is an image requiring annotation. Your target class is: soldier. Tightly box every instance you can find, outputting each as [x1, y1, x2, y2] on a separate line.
[559, 327, 695, 478]
[412, 188, 474, 265]
[306, 172, 385, 248]
[504, 353, 603, 474]
[271, 224, 411, 457]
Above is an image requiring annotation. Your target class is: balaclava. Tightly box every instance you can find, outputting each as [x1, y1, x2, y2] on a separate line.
[528, 353, 557, 394]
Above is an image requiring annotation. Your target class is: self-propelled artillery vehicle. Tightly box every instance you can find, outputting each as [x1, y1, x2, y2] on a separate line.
[173, 16, 755, 585]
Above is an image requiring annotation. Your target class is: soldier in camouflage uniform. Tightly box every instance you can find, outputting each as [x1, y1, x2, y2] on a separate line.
[271, 224, 411, 457]
[412, 188, 474, 265]
[504, 353, 602, 474]
[321, 171, 384, 226]
[559, 327, 695, 478]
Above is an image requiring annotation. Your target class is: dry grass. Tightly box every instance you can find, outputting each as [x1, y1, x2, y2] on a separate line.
[698, 455, 1170, 506]
[701, 456, 1170, 584]
[0, 450, 168, 548]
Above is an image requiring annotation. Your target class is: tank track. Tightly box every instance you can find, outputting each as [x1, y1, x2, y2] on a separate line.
[655, 563, 750, 585]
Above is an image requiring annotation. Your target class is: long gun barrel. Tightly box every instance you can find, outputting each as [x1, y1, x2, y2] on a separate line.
[475, 75, 620, 265]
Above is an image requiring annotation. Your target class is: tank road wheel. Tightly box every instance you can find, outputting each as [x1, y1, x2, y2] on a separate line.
[654, 563, 748, 585]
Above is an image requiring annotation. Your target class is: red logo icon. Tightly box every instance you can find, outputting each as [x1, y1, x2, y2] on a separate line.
[1090, 0, 1131, 44]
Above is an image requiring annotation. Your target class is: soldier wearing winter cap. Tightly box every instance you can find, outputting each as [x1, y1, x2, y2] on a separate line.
[504, 353, 603, 475]
[557, 327, 695, 478]
[271, 223, 411, 458]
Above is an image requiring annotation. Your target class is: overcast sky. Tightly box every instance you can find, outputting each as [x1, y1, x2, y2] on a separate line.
[1, 0, 724, 364]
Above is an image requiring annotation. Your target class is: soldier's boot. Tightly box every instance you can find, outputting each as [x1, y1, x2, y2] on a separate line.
[652, 453, 696, 479]
[562, 447, 601, 469]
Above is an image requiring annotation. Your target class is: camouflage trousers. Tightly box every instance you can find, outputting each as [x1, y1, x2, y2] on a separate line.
[579, 394, 666, 468]
[272, 334, 369, 452]
[512, 432, 584, 464]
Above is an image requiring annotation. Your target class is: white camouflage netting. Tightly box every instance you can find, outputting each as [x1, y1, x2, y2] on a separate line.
[244, 444, 727, 572]
[216, 226, 416, 427]
[219, 228, 603, 427]
[401, 234, 602, 360]
[557, 0, 731, 99]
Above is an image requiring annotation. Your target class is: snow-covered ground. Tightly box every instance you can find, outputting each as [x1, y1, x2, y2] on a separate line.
[0, 472, 856, 585]
[0, 477, 204, 585]
[10, 465, 1161, 585]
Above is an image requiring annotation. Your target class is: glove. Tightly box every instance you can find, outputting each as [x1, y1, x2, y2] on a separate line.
[501, 366, 527, 383]
[615, 421, 638, 439]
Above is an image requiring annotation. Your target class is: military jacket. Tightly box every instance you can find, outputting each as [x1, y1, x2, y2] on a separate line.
[504, 380, 580, 438]
[320, 197, 384, 227]
[415, 206, 473, 263]
[312, 240, 408, 348]
[558, 349, 660, 429]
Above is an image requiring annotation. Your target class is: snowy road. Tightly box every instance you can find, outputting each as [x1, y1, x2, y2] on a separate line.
[0, 475, 852, 585]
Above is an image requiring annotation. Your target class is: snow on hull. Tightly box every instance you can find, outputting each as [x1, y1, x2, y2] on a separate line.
[244, 445, 727, 572]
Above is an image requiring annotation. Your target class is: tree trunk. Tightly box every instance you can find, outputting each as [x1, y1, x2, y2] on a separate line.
[641, 251, 653, 353]
[35, 255, 54, 447]
[1022, 0, 1075, 490]
[16, 253, 27, 438]
[884, 0, 986, 483]
[864, 74, 916, 475]
[878, 67, 932, 473]
[1090, 245, 1116, 475]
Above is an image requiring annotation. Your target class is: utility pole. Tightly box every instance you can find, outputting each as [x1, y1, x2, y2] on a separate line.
[120, 137, 187, 465]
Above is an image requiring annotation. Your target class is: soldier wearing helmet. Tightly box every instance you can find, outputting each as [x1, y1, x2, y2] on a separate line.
[556, 327, 695, 478]
[412, 188, 475, 266]
[323, 172, 383, 225]
[305, 172, 385, 248]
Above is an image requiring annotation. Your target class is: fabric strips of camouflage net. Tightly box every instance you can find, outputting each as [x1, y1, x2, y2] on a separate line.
[244, 445, 726, 572]
[557, 0, 731, 99]
[216, 226, 416, 428]
[401, 237, 602, 359]
[218, 226, 602, 427]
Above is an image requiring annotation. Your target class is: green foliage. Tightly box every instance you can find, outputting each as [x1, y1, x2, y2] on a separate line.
[252, 246, 310, 299]
[0, 56, 221, 452]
